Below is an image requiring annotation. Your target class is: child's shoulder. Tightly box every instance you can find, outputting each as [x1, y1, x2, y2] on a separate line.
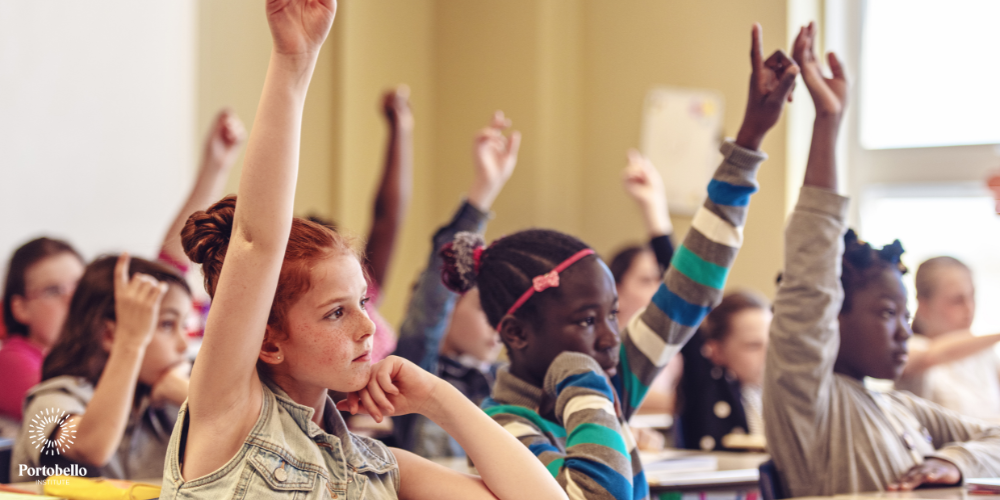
[25, 376, 93, 408]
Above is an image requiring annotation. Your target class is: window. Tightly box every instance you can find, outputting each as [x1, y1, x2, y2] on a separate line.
[860, 184, 1000, 334]
[859, 0, 1000, 149]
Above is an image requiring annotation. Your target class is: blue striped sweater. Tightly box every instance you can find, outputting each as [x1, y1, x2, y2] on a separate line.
[482, 140, 766, 500]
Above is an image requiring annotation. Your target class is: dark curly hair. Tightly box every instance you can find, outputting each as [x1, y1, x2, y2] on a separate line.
[840, 229, 907, 313]
[440, 229, 592, 329]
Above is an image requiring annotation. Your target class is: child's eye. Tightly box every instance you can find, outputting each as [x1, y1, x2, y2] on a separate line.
[579, 317, 596, 328]
[160, 320, 176, 331]
[328, 307, 345, 320]
[610, 309, 619, 321]
[881, 309, 896, 319]
[360, 296, 371, 309]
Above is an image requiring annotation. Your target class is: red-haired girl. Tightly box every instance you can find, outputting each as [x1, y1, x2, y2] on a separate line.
[158, 2, 567, 499]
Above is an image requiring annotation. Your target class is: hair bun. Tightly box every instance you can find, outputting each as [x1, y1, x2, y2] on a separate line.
[181, 195, 236, 297]
[440, 231, 485, 293]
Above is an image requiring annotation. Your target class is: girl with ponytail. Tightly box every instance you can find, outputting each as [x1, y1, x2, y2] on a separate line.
[158, 2, 564, 500]
[441, 23, 795, 500]
[393, 111, 519, 458]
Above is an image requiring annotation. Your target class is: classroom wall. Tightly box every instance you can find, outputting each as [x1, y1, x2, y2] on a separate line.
[197, 0, 803, 327]
[0, 2, 196, 265]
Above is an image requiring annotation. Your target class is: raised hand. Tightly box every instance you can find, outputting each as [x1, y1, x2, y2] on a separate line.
[113, 253, 168, 349]
[623, 149, 672, 235]
[203, 109, 247, 168]
[382, 84, 414, 130]
[265, 0, 336, 58]
[468, 111, 522, 212]
[736, 23, 800, 151]
[793, 22, 847, 118]
[336, 356, 440, 423]
[887, 458, 961, 491]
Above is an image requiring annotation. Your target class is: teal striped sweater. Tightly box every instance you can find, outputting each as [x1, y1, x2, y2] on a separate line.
[482, 140, 766, 500]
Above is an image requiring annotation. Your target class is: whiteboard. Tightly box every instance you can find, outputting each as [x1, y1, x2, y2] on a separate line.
[640, 87, 724, 216]
[0, 2, 196, 266]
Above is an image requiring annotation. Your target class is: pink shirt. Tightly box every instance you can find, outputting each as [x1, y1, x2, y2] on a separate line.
[367, 282, 397, 363]
[0, 336, 45, 421]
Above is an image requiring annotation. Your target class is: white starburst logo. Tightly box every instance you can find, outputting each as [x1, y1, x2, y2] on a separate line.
[27, 408, 76, 456]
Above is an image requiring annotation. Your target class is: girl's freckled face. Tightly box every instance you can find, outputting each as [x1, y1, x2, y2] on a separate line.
[279, 252, 376, 393]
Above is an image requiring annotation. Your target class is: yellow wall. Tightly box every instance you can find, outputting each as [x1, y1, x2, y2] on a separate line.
[198, 0, 801, 327]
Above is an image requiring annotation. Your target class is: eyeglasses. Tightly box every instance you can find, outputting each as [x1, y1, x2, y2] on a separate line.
[24, 283, 77, 301]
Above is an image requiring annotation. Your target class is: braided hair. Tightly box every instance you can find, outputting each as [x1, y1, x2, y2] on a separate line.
[440, 229, 591, 329]
[840, 229, 907, 313]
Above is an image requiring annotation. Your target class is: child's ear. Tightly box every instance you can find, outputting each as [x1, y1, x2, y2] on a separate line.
[101, 319, 116, 353]
[498, 315, 529, 352]
[704, 339, 723, 366]
[9, 295, 30, 324]
[259, 325, 284, 365]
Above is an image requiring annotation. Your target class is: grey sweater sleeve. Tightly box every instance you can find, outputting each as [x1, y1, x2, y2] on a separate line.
[891, 391, 1000, 480]
[763, 186, 850, 483]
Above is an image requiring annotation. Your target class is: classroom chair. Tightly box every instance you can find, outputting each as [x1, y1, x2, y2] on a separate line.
[0, 436, 13, 484]
[758, 459, 787, 500]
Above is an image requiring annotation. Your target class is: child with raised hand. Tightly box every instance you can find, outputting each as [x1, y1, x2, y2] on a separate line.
[393, 110, 520, 457]
[613, 150, 678, 450]
[366, 85, 414, 361]
[160, 2, 565, 499]
[896, 257, 1000, 419]
[441, 23, 796, 500]
[612, 150, 675, 325]
[764, 22, 1000, 496]
[12, 253, 192, 480]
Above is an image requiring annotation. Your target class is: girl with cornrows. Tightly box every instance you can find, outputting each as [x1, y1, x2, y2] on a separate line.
[763, 22, 1000, 495]
[158, 2, 566, 499]
[438, 23, 797, 500]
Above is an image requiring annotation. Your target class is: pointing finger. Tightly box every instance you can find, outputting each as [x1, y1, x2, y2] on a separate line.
[750, 23, 763, 72]
[114, 252, 131, 293]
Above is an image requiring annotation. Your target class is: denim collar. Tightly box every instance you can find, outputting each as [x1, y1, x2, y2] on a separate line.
[261, 377, 393, 473]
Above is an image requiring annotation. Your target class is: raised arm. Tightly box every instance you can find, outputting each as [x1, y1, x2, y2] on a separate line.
[623, 150, 675, 270]
[395, 111, 520, 372]
[365, 86, 414, 287]
[59, 254, 167, 467]
[183, 0, 335, 479]
[614, 23, 796, 420]
[623, 150, 673, 238]
[763, 20, 849, 478]
[903, 330, 1000, 377]
[159, 110, 246, 272]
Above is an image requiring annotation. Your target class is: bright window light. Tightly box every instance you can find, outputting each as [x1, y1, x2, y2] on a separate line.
[861, 188, 1000, 335]
[860, 0, 1000, 149]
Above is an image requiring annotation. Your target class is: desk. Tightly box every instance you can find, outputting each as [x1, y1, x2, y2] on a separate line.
[791, 487, 990, 500]
[648, 451, 769, 493]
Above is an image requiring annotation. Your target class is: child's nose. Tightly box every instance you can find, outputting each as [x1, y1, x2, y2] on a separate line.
[597, 318, 621, 350]
[894, 316, 913, 342]
[355, 311, 376, 341]
[176, 330, 190, 353]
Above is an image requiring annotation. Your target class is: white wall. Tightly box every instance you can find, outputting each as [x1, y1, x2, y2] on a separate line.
[0, 2, 196, 265]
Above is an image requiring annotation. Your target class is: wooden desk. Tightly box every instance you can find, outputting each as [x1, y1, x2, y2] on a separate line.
[791, 487, 990, 500]
[648, 451, 769, 493]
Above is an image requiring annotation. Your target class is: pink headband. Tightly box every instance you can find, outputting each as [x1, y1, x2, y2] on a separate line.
[504, 249, 595, 317]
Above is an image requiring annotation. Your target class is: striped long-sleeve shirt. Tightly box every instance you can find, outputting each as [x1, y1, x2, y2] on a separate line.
[482, 140, 766, 500]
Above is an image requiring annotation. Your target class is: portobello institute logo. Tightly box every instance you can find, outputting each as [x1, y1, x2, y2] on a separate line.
[28, 408, 76, 456]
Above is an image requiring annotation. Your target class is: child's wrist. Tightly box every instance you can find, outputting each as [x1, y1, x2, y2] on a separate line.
[734, 125, 765, 151]
[420, 378, 462, 425]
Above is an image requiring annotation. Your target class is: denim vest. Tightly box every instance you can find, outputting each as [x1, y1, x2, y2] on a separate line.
[160, 378, 398, 499]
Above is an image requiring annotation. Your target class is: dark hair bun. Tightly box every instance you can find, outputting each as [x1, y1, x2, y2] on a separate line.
[440, 231, 485, 293]
[181, 195, 236, 297]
